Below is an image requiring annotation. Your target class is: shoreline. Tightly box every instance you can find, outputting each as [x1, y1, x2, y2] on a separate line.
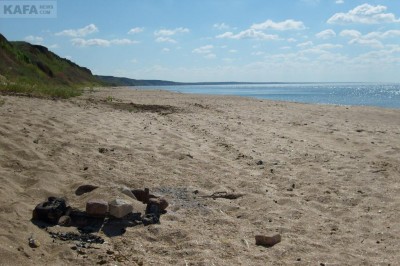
[130, 85, 400, 111]
[130, 83, 400, 110]
[0, 87, 399, 265]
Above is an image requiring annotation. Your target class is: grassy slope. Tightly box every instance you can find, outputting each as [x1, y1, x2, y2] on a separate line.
[0, 33, 103, 98]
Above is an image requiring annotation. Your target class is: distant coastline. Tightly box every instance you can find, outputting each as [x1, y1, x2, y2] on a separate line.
[95, 75, 394, 87]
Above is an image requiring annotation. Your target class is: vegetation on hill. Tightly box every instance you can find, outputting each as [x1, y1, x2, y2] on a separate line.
[95, 75, 181, 86]
[0, 33, 103, 98]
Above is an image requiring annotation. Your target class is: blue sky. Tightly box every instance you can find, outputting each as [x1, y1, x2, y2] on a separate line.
[1, 0, 400, 82]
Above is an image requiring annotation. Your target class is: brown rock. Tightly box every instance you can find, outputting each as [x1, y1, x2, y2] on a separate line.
[131, 188, 150, 203]
[86, 199, 109, 217]
[255, 234, 281, 247]
[75, 185, 99, 196]
[148, 197, 169, 211]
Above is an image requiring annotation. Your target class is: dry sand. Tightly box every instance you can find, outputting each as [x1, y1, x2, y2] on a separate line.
[0, 87, 399, 265]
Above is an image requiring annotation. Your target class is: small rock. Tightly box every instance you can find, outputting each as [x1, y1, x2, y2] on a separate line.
[98, 148, 108, 154]
[86, 199, 109, 217]
[28, 238, 40, 248]
[256, 160, 263, 165]
[33, 139, 39, 144]
[106, 250, 114, 255]
[83, 166, 89, 171]
[109, 199, 133, 218]
[75, 184, 99, 196]
[58, 215, 71, 226]
[255, 234, 281, 247]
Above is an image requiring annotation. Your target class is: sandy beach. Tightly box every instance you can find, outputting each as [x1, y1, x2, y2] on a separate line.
[0, 87, 399, 265]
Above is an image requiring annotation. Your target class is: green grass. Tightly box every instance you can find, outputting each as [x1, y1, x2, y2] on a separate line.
[0, 82, 83, 99]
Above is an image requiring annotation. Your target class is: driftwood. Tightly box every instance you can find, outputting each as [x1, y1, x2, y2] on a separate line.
[201, 191, 245, 200]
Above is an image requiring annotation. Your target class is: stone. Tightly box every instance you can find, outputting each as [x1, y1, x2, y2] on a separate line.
[58, 215, 71, 226]
[131, 188, 150, 203]
[86, 199, 109, 217]
[98, 148, 108, 153]
[33, 197, 68, 224]
[108, 199, 133, 218]
[255, 234, 281, 247]
[148, 197, 169, 211]
[75, 184, 98, 196]
[119, 186, 137, 200]
[28, 238, 40, 248]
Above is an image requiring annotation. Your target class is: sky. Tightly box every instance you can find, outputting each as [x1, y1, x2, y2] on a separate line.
[1, 0, 400, 82]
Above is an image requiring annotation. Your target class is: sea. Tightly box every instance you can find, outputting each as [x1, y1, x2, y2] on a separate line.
[136, 83, 400, 109]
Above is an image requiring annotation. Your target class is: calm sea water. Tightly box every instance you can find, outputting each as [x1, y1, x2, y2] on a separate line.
[136, 83, 400, 109]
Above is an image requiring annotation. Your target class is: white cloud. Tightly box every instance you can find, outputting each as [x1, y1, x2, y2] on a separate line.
[296, 42, 342, 55]
[71, 38, 138, 47]
[315, 29, 336, 39]
[162, 48, 170, 52]
[328, 4, 400, 24]
[192, 45, 216, 59]
[154, 27, 189, 36]
[216, 19, 303, 41]
[128, 27, 144, 34]
[229, 49, 238, 53]
[315, 43, 343, 49]
[216, 29, 280, 40]
[340, 29, 362, 38]
[335, 0, 344, 4]
[192, 45, 213, 54]
[287, 38, 297, 43]
[24, 35, 43, 44]
[348, 38, 383, 48]
[72, 38, 109, 47]
[213, 23, 230, 30]
[154, 27, 189, 44]
[110, 39, 139, 45]
[364, 30, 400, 39]
[340, 29, 399, 49]
[251, 19, 306, 31]
[297, 41, 313, 48]
[341, 29, 400, 40]
[56, 24, 98, 37]
[155, 36, 177, 43]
